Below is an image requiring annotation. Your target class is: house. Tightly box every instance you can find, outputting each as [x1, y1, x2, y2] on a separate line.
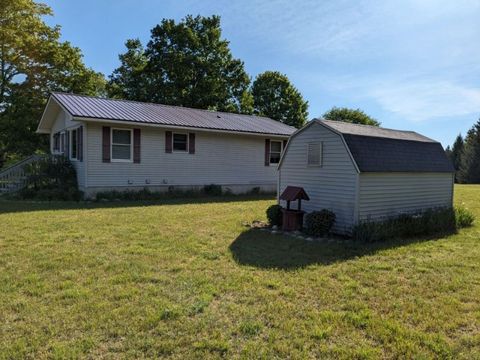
[278, 119, 455, 234]
[37, 93, 296, 197]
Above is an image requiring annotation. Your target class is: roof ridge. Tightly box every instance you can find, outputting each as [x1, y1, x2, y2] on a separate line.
[51, 92, 287, 125]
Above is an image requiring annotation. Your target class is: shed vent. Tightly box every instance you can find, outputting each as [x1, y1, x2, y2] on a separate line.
[307, 142, 322, 166]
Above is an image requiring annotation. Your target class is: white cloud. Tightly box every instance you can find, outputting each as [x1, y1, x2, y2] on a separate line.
[368, 80, 480, 122]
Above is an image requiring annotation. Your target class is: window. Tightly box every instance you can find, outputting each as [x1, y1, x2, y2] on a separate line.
[173, 133, 188, 151]
[60, 132, 65, 153]
[307, 142, 322, 166]
[71, 129, 78, 160]
[270, 140, 282, 164]
[111, 128, 132, 161]
[53, 133, 60, 152]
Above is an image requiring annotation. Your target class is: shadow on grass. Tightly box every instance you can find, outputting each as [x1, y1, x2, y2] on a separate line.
[0, 194, 275, 214]
[229, 228, 451, 270]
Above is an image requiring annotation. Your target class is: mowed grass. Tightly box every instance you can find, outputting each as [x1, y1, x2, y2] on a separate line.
[0, 186, 479, 359]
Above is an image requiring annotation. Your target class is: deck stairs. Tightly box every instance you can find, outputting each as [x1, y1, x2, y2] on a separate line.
[0, 155, 45, 194]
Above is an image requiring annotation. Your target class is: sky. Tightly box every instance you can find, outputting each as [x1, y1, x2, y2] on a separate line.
[42, 0, 480, 147]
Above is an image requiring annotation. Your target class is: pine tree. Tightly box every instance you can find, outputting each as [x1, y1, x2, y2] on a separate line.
[458, 120, 480, 183]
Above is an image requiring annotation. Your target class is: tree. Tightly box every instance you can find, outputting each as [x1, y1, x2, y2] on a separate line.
[323, 107, 380, 126]
[109, 15, 250, 113]
[458, 120, 480, 183]
[107, 39, 148, 101]
[251, 71, 308, 128]
[0, 0, 105, 167]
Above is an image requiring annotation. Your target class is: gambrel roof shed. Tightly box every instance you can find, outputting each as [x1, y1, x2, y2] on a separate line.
[279, 119, 454, 173]
[278, 119, 454, 235]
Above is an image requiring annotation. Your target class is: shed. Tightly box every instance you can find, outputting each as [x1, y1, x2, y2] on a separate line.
[277, 119, 455, 234]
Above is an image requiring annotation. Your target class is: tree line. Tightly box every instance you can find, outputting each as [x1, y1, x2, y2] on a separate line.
[0, 1, 378, 168]
[445, 119, 480, 183]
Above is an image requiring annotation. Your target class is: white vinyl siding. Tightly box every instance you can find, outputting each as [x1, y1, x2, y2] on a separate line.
[358, 173, 454, 221]
[85, 123, 281, 189]
[49, 109, 86, 190]
[279, 122, 357, 234]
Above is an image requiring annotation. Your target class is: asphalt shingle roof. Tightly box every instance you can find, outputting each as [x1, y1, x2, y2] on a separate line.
[52, 92, 296, 136]
[317, 119, 454, 173]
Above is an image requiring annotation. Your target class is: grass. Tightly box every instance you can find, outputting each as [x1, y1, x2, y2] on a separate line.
[0, 186, 479, 359]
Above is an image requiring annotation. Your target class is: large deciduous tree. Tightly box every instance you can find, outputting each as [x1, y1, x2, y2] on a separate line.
[109, 15, 250, 113]
[323, 107, 380, 126]
[0, 0, 105, 167]
[251, 71, 308, 128]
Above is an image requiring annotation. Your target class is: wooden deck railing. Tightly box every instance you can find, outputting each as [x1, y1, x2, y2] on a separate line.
[0, 155, 45, 193]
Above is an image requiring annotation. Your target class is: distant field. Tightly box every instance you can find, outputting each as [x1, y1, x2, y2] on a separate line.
[0, 186, 479, 359]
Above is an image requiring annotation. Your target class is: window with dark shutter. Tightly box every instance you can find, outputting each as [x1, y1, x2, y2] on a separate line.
[102, 126, 111, 162]
[133, 128, 141, 163]
[78, 126, 83, 162]
[188, 133, 195, 154]
[165, 131, 172, 153]
[264, 139, 270, 166]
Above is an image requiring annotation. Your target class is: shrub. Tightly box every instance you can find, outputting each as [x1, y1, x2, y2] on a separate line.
[351, 207, 473, 242]
[304, 209, 336, 236]
[18, 156, 82, 201]
[266, 204, 283, 226]
[203, 184, 223, 196]
[455, 206, 475, 228]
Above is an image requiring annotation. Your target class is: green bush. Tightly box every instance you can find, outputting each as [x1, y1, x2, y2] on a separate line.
[351, 207, 473, 242]
[266, 204, 283, 226]
[304, 210, 336, 236]
[203, 184, 223, 196]
[18, 156, 82, 201]
[455, 206, 475, 228]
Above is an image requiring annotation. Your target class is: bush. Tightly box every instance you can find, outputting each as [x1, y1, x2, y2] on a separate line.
[351, 206, 474, 242]
[18, 156, 82, 201]
[266, 204, 283, 226]
[304, 209, 336, 236]
[203, 184, 223, 196]
[455, 206, 475, 228]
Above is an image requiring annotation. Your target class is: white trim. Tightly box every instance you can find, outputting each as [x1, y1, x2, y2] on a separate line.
[269, 139, 283, 165]
[73, 116, 291, 139]
[111, 128, 133, 163]
[172, 132, 189, 152]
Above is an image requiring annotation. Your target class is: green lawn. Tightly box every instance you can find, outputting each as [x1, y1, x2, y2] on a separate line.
[1, 186, 479, 359]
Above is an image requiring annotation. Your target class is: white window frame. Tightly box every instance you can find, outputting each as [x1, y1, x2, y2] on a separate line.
[111, 128, 133, 163]
[307, 141, 323, 167]
[172, 132, 189, 152]
[70, 128, 78, 161]
[269, 140, 283, 165]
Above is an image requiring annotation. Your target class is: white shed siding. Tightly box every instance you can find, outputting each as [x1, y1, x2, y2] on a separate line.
[49, 109, 86, 190]
[279, 122, 358, 233]
[358, 172, 454, 221]
[85, 122, 278, 190]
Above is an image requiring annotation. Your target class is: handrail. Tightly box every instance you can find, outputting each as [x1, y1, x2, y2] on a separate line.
[0, 154, 47, 193]
[0, 154, 44, 176]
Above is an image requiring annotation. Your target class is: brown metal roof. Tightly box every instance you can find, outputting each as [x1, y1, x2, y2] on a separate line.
[280, 186, 310, 201]
[51, 92, 296, 136]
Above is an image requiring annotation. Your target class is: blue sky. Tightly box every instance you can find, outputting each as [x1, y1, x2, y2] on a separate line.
[43, 0, 480, 147]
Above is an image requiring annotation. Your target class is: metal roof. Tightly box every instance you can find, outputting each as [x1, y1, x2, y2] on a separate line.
[51, 92, 296, 136]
